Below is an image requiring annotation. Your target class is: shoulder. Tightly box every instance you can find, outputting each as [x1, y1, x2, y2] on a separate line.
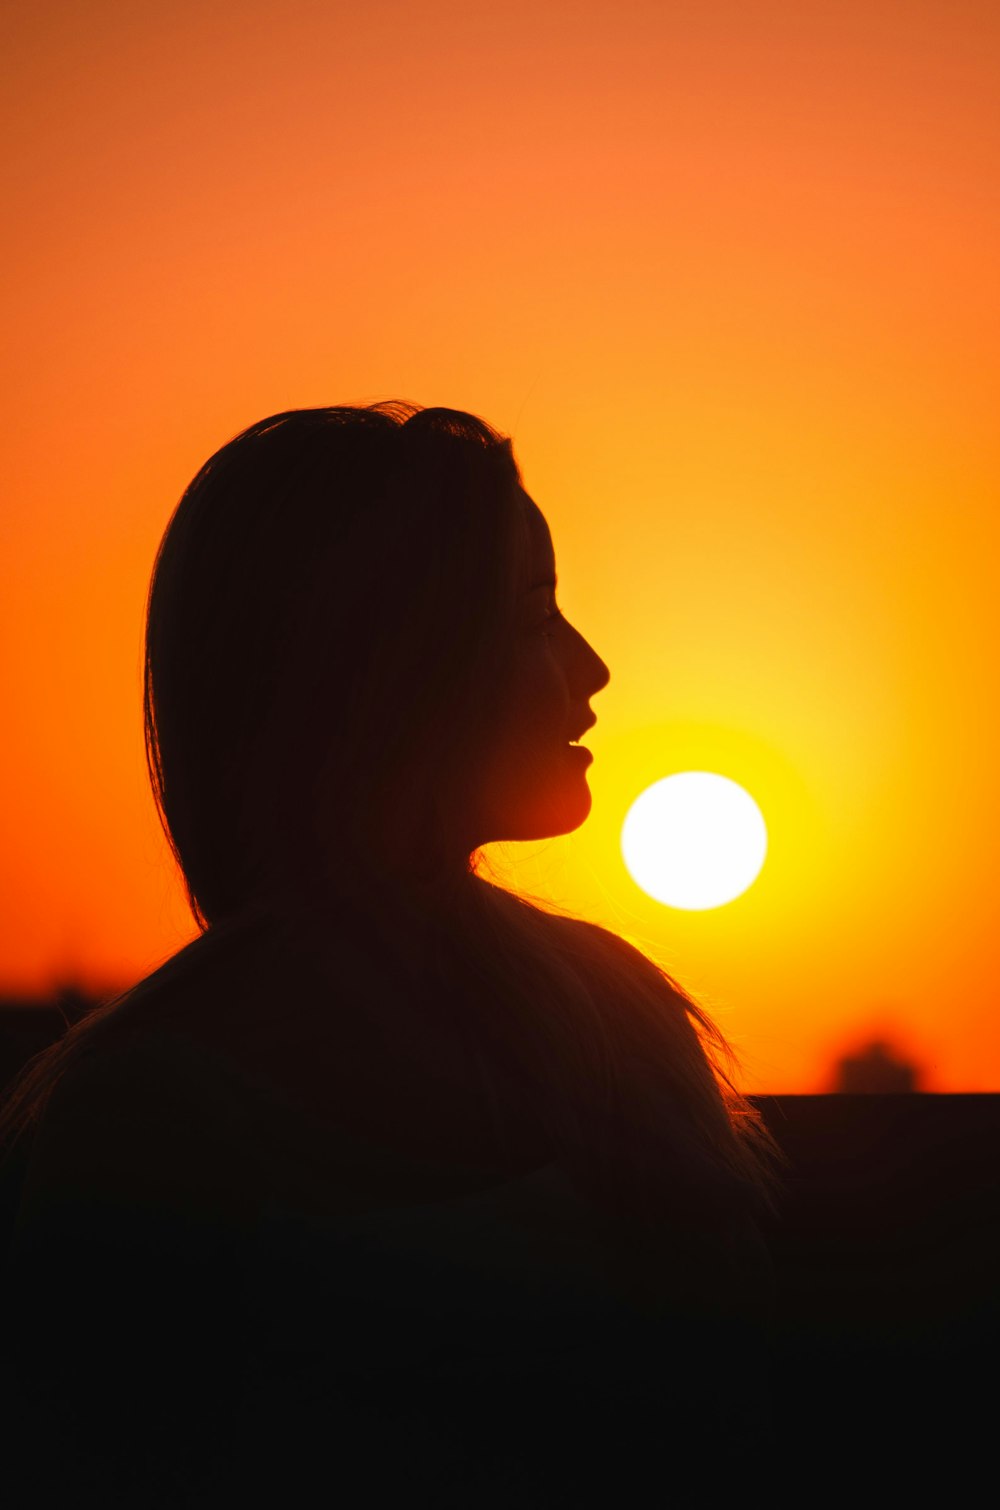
[12, 1017, 255, 1250]
[38, 1016, 247, 1138]
[479, 880, 667, 985]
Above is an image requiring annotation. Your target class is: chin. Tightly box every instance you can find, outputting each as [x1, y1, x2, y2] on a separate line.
[507, 779, 593, 842]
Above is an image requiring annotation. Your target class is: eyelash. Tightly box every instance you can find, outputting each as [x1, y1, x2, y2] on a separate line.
[541, 609, 565, 637]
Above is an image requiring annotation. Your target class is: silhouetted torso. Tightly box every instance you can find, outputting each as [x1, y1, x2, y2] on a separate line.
[5, 907, 773, 1503]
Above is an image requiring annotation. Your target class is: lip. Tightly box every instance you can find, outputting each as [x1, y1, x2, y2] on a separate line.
[566, 713, 598, 742]
[564, 743, 594, 763]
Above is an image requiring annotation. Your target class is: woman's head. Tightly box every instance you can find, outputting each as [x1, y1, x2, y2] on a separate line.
[144, 402, 609, 930]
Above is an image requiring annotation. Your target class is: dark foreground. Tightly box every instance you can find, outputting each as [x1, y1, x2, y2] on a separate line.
[1, 1003, 997, 1496]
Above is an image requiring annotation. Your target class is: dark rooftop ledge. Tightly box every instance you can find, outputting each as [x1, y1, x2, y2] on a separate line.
[747, 1093, 1000, 1479]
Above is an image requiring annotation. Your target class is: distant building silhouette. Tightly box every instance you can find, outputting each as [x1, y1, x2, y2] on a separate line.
[834, 1039, 919, 1094]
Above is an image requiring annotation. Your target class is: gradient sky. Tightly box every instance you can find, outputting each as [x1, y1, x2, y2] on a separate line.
[2, 0, 998, 1091]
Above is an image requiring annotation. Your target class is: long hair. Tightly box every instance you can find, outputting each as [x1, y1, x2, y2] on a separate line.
[0, 401, 778, 1248]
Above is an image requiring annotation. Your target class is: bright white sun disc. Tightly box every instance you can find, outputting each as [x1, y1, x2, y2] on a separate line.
[621, 771, 767, 910]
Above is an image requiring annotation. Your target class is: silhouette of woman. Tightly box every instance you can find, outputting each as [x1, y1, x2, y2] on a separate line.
[1, 403, 778, 1503]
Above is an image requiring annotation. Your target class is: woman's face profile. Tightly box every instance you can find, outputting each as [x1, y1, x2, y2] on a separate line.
[465, 490, 611, 850]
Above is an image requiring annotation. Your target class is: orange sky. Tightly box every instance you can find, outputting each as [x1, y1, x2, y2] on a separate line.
[2, 0, 998, 1091]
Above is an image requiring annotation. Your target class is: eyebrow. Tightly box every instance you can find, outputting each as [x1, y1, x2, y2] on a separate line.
[526, 574, 557, 593]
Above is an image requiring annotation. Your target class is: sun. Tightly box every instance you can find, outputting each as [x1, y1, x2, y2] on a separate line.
[621, 771, 767, 910]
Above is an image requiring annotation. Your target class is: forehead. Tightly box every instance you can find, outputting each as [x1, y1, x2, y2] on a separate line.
[518, 491, 556, 589]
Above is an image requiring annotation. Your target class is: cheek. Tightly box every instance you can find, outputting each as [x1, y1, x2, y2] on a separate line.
[504, 658, 564, 742]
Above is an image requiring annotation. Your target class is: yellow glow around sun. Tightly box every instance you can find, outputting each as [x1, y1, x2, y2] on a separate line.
[621, 772, 768, 910]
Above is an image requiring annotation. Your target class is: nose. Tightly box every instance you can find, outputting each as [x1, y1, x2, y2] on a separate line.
[581, 635, 611, 696]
